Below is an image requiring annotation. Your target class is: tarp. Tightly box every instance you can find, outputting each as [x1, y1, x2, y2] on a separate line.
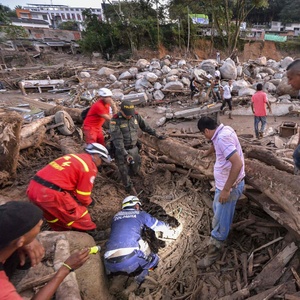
[189, 14, 209, 25]
[265, 34, 287, 42]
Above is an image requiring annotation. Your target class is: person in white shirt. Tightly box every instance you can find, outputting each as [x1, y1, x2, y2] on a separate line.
[220, 80, 233, 119]
[215, 67, 221, 78]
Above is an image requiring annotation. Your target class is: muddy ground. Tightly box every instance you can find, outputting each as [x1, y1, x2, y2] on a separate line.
[1, 44, 300, 299]
[1, 88, 300, 299]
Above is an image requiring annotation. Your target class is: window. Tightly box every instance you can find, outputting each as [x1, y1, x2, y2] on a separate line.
[77, 14, 81, 20]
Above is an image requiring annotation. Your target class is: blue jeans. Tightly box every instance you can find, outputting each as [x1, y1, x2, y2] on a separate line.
[211, 180, 244, 242]
[254, 116, 267, 138]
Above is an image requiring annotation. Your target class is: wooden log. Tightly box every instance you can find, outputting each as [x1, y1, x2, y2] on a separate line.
[243, 145, 294, 174]
[156, 163, 207, 180]
[16, 272, 55, 293]
[20, 116, 54, 139]
[252, 242, 298, 292]
[44, 105, 82, 123]
[245, 159, 300, 233]
[20, 125, 46, 150]
[0, 111, 23, 182]
[139, 133, 214, 178]
[54, 239, 81, 300]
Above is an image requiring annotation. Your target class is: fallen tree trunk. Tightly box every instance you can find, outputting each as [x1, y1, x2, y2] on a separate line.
[20, 125, 46, 150]
[139, 133, 214, 178]
[44, 106, 82, 123]
[141, 133, 300, 235]
[245, 158, 300, 234]
[20, 116, 54, 139]
[243, 144, 294, 174]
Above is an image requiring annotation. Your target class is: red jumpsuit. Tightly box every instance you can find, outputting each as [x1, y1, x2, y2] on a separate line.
[27, 153, 97, 231]
[82, 98, 110, 145]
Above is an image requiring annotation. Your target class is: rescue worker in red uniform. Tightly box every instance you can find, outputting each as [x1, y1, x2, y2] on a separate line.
[83, 88, 115, 146]
[27, 143, 111, 238]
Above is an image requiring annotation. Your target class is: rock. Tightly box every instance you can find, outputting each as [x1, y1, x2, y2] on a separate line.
[255, 56, 267, 66]
[238, 87, 256, 97]
[154, 82, 163, 90]
[119, 71, 133, 80]
[149, 60, 161, 71]
[276, 77, 299, 97]
[264, 82, 277, 93]
[146, 72, 158, 83]
[162, 65, 171, 74]
[136, 59, 150, 70]
[129, 67, 138, 77]
[280, 57, 294, 69]
[109, 74, 117, 82]
[153, 90, 165, 100]
[80, 72, 90, 78]
[166, 75, 179, 82]
[178, 59, 186, 67]
[220, 58, 237, 79]
[164, 81, 184, 90]
[156, 116, 167, 126]
[97, 67, 115, 76]
[268, 94, 278, 103]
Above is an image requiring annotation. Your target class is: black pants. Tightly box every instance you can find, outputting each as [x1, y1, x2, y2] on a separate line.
[220, 98, 232, 111]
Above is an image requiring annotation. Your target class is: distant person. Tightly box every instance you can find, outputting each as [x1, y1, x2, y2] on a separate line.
[214, 66, 221, 78]
[0, 201, 90, 300]
[27, 143, 111, 239]
[190, 77, 201, 100]
[216, 51, 220, 64]
[83, 88, 116, 146]
[197, 117, 245, 268]
[220, 80, 233, 119]
[211, 76, 222, 102]
[251, 83, 272, 139]
[230, 48, 239, 65]
[287, 59, 300, 174]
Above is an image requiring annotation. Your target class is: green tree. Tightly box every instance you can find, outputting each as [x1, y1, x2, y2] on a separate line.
[58, 20, 80, 31]
[209, 0, 269, 55]
[279, 0, 300, 23]
[0, 5, 11, 24]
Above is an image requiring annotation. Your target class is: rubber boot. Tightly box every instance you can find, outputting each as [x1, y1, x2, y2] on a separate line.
[228, 112, 233, 119]
[198, 239, 224, 268]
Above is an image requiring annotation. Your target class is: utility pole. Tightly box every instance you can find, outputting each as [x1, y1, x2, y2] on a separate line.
[187, 6, 190, 53]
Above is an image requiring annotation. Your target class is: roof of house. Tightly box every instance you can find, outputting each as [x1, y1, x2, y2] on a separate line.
[10, 17, 49, 25]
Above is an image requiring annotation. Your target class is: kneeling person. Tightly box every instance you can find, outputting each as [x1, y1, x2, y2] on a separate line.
[104, 196, 172, 284]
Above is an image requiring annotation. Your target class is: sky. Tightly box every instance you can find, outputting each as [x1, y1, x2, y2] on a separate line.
[2, 0, 103, 10]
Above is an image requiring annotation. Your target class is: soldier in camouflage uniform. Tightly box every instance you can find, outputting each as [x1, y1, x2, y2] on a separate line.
[109, 101, 165, 193]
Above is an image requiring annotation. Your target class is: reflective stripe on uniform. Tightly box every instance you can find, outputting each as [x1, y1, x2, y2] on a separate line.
[47, 218, 59, 223]
[47, 210, 89, 226]
[66, 209, 89, 227]
[76, 189, 91, 196]
[70, 154, 89, 172]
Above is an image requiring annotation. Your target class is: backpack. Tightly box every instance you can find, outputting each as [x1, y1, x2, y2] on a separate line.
[81, 107, 90, 121]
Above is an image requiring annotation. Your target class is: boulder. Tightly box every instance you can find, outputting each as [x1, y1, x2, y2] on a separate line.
[163, 81, 184, 90]
[220, 58, 237, 80]
[136, 59, 150, 70]
[276, 77, 299, 97]
[280, 57, 294, 69]
[97, 67, 115, 76]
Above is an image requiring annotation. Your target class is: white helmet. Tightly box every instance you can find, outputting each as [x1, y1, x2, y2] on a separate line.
[98, 88, 113, 97]
[85, 143, 111, 163]
[122, 196, 142, 209]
